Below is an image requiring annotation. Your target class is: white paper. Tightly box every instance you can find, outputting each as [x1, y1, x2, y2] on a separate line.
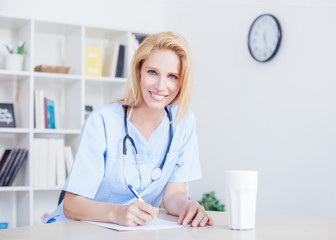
[84, 218, 183, 231]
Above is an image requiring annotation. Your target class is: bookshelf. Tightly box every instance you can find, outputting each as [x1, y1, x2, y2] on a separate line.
[0, 15, 144, 228]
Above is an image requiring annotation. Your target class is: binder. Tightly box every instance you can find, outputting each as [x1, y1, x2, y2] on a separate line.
[4, 149, 28, 186]
[0, 149, 19, 186]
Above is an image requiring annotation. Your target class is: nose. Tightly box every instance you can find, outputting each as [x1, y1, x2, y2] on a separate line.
[155, 76, 167, 91]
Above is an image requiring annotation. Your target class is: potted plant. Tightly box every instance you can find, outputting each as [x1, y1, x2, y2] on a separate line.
[198, 191, 225, 211]
[5, 41, 25, 71]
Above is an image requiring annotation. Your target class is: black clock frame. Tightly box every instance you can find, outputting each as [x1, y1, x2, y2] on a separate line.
[248, 14, 282, 63]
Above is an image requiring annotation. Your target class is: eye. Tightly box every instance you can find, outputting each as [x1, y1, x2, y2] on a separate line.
[169, 74, 178, 80]
[148, 70, 156, 75]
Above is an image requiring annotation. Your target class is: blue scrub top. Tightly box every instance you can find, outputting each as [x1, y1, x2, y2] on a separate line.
[47, 103, 201, 223]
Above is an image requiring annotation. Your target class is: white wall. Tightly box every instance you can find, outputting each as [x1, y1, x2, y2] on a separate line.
[0, 0, 163, 33]
[163, 0, 336, 216]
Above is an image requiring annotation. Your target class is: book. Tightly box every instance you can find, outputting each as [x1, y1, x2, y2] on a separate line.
[115, 44, 125, 78]
[0, 149, 19, 186]
[0, 150, 11, 180]
[39, 90, 45, 129]
[32, 138, 68, 187]
[3, 149, 24, 186]
[46, 98, 55, 129]
[34, 90, 45, 129]
[44, 97, 48, 128]
[56, 138, 66, 187]
[47, 139, 57, 186]
[64, 146, 74, 176]
[4, 149, 28, 186]
[34, 90, 39, 128]
[39, 138, 49, 187]
[43, 97, 55, 129]
[103, 43, 120, 77]
[32, 138, 41, 186]
[0, 150, 11, 171]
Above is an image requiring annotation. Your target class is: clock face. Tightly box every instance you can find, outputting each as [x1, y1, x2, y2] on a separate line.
[248, 14, 282, 62]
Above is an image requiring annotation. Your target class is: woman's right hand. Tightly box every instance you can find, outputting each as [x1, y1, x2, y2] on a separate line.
[116, 201, 159, 226]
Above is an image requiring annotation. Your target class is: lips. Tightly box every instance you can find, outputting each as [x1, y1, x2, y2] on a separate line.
[150, 91, 167, 101]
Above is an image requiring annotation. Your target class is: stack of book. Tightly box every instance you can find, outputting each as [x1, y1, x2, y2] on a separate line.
[0, 148, 28, 186]
[85, 47, 102, 77]
[103, 43, 125, 78]
[32, 138, 74, 187]
[34, 90, 55, 129]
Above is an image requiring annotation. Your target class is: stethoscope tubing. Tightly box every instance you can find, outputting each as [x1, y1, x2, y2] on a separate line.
[123, 105, 173, 174]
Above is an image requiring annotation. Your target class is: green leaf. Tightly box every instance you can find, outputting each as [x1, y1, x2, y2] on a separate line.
[218, 205, 225, 212]
[5, 44, 14, 54]
[17, 41, 25, 54]
[198, 191, 225, 212]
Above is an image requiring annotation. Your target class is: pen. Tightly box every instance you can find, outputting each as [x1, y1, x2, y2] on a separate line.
[128, 184, 158, 222]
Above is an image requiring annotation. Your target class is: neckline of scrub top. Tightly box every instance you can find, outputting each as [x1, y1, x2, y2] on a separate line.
[118, 104, 169, 147]
[120, 104, 167, 143]
[127, 110, 168, 146]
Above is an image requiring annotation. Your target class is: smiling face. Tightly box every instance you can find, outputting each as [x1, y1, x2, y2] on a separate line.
[139, 49, 181, 112]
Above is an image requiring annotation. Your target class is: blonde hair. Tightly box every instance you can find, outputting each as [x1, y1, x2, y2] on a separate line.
[116, 31, 193, 122]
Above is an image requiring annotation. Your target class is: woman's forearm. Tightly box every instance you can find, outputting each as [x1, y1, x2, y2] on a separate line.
[163, 191, 189, 216]
[63, 192, 120, 223]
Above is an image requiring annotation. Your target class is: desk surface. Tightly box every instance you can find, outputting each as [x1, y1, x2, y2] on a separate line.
[1, 211, 336, 240]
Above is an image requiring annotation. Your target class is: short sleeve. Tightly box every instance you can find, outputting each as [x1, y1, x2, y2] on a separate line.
[64, 113, 107, 199]
[168, 111, 202, 182]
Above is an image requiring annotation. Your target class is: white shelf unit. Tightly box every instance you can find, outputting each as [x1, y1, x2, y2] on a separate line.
[0, 16, 143, 228]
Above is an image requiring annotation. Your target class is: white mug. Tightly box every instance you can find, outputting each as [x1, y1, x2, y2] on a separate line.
[223, 171, 258, 230]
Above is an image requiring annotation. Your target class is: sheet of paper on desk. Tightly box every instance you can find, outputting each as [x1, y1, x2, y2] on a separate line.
[84, 218, 184, 231]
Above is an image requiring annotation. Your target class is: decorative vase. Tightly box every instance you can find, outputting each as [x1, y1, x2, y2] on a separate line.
[6, 54, 24, 71]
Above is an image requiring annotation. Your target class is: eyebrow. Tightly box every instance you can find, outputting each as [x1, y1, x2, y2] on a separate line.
[143, 65, 180, 76]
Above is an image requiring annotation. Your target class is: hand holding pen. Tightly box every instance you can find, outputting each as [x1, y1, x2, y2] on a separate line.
[115, 185, 158, 226]
[128, 184, 159, 222]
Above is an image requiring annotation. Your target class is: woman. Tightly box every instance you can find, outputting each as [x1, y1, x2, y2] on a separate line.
[47, 32, 213, 227]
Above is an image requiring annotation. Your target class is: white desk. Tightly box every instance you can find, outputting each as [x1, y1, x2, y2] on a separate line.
[0, 211, 335, 240]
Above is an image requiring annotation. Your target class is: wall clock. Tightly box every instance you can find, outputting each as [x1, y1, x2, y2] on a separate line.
[248, 14, 282, 62]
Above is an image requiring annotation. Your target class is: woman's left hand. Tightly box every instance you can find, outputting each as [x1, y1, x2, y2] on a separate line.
[177, 200, 214, 227]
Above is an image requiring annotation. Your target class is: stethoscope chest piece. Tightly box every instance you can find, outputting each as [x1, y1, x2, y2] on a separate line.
[151, 168, 162, 181]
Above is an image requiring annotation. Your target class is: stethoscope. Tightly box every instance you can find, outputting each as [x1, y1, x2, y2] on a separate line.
[122, 105, 173, 193]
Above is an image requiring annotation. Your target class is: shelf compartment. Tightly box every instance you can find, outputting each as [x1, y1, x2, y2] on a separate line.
[85, 80, 126, 110]
[34, 20, 82, 76]
[32, 132, 79, 157]
[0, 132, 30, 187]
[0, 190, 30, 228]
[34, 76, 82, 130]
[85, 27, 129, 78]
[0, 16, 31, 72]
[0, 73, 30, 128]
[33, 132, 79, 156]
